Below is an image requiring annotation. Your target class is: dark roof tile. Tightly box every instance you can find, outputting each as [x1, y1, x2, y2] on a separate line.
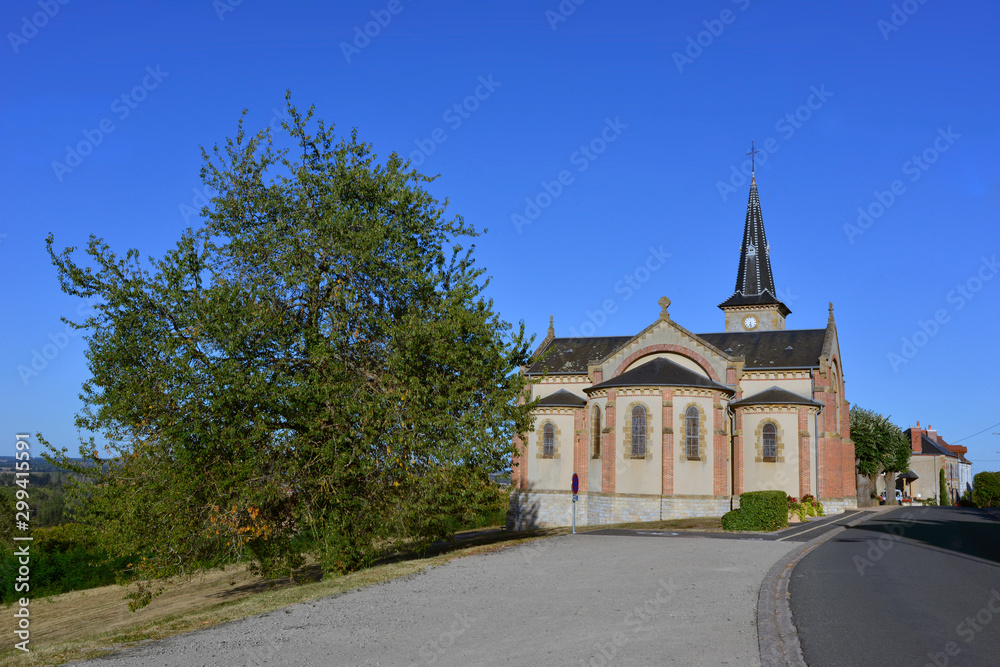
[904, 429, 962, 459]
[536, 389, 587, 408]
[920, 435, 960, 458]
[585, 357, 733, 394]
[717, 291, 790, 313]
[729, 386, 822, 408]
[696, 329, 827, 369]
[526, 336, 631, 375]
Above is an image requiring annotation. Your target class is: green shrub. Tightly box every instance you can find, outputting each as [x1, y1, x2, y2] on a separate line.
[721, 509, 749, 531]
[723, 490, 789, 532]
[802, 494, 824, 517]
[390, 466, 511, 551]
[958, 489, 977, 508]
[0, 523, 135, 603]
[972, 471, 1000, 508]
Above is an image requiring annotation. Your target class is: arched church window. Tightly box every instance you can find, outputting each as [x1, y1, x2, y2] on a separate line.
[631, 406, 646, 458]
[686, 407, 700, 460]
[832, 368, 841, 434]
[591, 406, 601, 459]
[542, 423, 555, 458]
[762, 423, 777, 462]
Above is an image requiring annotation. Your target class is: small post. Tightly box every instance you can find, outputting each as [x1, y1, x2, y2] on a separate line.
[571, 473, 579, 534]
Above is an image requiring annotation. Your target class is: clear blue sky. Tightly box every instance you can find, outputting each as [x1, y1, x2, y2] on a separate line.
[2, 1, 999, 472]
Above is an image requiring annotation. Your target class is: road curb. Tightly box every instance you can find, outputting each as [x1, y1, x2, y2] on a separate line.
[757, 507, 891, 666]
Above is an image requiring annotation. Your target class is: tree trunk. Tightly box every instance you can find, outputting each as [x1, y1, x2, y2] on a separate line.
[884, 471, 897, 506]
[856, 473, 876, 508]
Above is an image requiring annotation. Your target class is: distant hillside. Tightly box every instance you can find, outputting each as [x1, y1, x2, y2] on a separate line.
[0, 456, 89, 473]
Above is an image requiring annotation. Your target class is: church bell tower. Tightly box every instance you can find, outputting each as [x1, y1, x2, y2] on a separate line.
[718, 144, 790, 332]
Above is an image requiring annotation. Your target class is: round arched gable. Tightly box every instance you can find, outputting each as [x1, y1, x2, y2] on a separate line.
[612, 344, 721, 383]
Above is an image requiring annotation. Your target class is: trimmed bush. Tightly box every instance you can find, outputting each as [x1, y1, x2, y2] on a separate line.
[972, 471, 1000, 508]
[722, 490, 789, 532]
[721, 509, 749, 531]
[741, 490, 789, 530]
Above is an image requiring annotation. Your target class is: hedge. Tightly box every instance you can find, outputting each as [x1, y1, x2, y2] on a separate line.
[722, 490, 789, 532]
[0, 523, 134, 603]
[972, 471, 1000, 508]
[720, 510, 748, 531]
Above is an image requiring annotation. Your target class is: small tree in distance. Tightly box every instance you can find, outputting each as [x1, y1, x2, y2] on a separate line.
[971, 471, 1000, 507]
[851, 406, 910, 507]
[42, 94, 535, 608]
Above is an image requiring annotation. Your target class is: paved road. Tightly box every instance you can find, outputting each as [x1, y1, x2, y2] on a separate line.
[72, 534, 795, 666]
[589, 510, 865, 543]
[789, 506, 1000, 667]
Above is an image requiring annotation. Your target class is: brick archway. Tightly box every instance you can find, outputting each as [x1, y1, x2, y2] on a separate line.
[612, 344, 721, 383]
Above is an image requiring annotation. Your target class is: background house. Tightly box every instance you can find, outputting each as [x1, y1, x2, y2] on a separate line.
[886, 422, 973, 503]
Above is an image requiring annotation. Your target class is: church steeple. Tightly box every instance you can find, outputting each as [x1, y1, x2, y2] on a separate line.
[719, 152, 790, 332]
[734, 177, 777, 299]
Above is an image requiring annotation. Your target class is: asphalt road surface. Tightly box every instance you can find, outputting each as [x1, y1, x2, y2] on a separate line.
[71, 534, 795, 666]
[789, 506, 1000, 667]
[589, 510, 865, 543]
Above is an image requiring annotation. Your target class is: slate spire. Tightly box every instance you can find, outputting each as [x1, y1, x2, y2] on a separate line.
[734, 177, 776, 299]
[717, 157, 790, 321]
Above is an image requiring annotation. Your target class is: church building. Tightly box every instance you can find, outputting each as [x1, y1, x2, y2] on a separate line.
[509, 170, 857, 529]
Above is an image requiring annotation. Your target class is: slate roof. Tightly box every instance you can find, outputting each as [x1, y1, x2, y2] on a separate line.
[937, 437, 973, 464]
[921, 435, 960, 458]
[904, 429, 962, 459]
[728, 385, 823, 408]
[526, 336, 632, 375]
[584, 357, 734, 395]
[528, 328, 829, 375]
[696, 329, 827, 369]
[717, 291, 790, 311]
[535, 389, 587, 408]
[719, 177, 790, 316]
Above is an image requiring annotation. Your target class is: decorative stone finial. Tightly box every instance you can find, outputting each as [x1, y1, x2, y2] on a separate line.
[547, 315, 554, 338]
[828, 302, 834, 321]
[658, 296, 671, 320]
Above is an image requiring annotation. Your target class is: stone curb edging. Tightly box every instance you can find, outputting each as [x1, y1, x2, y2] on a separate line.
[757, 507, 894, 666]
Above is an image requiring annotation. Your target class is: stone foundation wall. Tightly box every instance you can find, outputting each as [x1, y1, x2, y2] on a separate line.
[507, 491, 858, 529]
[507, 491, 733, 529]
[660, 495, 734, 520]
[819, 496, 858, 515]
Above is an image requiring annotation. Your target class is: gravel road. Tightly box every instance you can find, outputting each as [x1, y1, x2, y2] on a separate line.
[73, 534, 795, 666]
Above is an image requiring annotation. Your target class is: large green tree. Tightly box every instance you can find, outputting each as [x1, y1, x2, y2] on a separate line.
[851, 405, 910, 507]
[44, 96, 533, 606]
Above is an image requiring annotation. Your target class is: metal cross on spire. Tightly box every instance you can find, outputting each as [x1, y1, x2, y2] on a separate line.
[747, 141, 760, 179]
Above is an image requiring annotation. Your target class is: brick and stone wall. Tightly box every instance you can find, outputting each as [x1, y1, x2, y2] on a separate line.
[820, 497, 858, 515]
[507, 490, 735, 529]
[508, 490, 857, 530]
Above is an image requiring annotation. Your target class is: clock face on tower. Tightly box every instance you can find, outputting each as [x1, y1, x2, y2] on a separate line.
[743, 315, 759, 330]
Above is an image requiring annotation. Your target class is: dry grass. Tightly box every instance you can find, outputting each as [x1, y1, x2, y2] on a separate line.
[0, 530, 540, 667]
